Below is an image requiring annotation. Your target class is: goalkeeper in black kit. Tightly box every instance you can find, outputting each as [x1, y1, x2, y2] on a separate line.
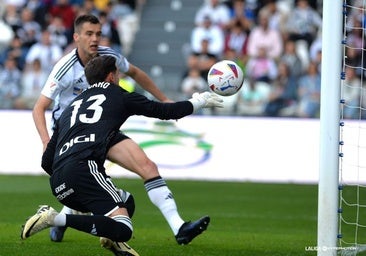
[20, 55, 223, 255]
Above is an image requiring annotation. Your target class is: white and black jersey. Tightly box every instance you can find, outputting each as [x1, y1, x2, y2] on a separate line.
[45, 82, 193, 173]
[41, 46, 129, 125]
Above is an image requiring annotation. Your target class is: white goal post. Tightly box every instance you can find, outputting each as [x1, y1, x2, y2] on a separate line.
[317, 1, 343, 255]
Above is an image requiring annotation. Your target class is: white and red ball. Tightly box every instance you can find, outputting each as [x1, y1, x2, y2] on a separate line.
[207, 60, 244, 96]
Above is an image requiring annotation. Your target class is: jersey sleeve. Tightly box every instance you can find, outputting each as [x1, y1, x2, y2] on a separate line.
[116, 54, 129, 73]
[41, 69, 65, 100]
[123, 92, 193, 120]
[40, 51, 75, 100]
[98, 46, 130, 73]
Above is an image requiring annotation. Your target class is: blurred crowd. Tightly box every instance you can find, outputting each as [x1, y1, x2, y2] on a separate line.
[181, 0, 365, 119]
[0, 0, 143, 110]
[0, 0, 364, 119]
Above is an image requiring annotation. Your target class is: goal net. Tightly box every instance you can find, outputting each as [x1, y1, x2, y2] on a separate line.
[338, 0, 366, 255]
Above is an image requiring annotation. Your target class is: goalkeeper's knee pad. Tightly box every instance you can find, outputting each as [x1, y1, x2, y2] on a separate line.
[117, 189, 135, 218]
[125, 194, 135, 218]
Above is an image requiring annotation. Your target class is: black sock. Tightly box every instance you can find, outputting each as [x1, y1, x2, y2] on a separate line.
[66, 214, 132, 241]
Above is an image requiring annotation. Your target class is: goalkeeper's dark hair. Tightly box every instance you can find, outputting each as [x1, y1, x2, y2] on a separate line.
[74, 14, 100, 33]
[84, 55, 117, 85]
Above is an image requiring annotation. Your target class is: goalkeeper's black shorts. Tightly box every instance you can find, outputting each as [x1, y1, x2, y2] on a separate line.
[50, 159, 127, 215]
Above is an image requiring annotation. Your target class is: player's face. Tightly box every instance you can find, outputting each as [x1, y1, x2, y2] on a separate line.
[74, 22, 102, 61]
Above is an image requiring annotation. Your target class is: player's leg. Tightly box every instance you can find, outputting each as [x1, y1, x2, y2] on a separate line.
[108, 139, 184, 231]
[21, 205, 139, 255]
[107, 135, 210, 244]
[49, 205, 71, 242]
[49, 189, 134, 242]
[49, 178, 135, 243]
[21, 159, 139, 255]
[21, 205, 132, 241]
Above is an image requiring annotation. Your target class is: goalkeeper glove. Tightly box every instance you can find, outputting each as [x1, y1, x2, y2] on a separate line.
[189, 92, 224, 112]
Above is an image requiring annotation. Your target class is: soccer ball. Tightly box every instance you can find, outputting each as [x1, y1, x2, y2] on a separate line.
[207, 60, 244, 96]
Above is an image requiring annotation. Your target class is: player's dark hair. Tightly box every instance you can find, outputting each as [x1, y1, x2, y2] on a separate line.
[74, 14, 100, 33]
[84, 55, 117, 85]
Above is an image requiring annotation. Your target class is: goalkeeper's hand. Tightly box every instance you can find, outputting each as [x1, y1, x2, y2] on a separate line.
[189, 92, 224, 112]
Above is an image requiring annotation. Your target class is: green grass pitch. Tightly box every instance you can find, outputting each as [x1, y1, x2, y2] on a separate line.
[0, 175, 319, 256]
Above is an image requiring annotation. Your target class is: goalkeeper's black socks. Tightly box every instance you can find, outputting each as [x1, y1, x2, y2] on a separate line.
[66, 214, 132, 241]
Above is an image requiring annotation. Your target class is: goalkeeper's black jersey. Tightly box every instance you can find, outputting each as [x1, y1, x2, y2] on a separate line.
[48, 82, 193, 172]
